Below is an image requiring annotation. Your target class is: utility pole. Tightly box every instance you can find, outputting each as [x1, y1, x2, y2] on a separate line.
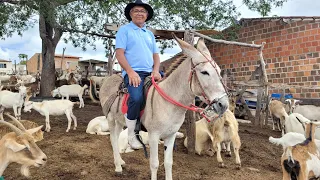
[60, 47, 66, 73]
[14, 59, 16, 74]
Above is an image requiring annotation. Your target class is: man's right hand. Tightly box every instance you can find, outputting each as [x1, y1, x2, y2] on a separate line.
[127, 70, 141, 87]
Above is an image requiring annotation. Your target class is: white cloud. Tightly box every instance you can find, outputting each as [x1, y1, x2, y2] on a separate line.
[0, 0, 319, 64]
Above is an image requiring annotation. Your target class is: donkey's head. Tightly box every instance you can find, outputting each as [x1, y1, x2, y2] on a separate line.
[173, 35, 229, 116]
[0, 114, 47, 177]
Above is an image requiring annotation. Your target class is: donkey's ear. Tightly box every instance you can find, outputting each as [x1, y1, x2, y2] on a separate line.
[196, 38, 211, 60]
[172, 33, 203, 60]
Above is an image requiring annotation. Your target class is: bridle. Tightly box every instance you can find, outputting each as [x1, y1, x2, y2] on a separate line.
[151, 52, 229, 122]
[188, 51, 230, 106]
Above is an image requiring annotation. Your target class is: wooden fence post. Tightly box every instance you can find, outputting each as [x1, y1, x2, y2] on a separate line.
[184, 30, 196, 154]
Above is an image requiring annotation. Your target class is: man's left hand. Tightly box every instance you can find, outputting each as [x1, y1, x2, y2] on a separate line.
[151, 71, 162, 81]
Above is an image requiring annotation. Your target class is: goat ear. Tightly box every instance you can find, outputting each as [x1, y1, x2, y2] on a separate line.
[5, 139, 27, 152]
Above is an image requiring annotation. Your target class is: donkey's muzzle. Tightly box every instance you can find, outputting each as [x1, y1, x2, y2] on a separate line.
[212, 95, 229, 116]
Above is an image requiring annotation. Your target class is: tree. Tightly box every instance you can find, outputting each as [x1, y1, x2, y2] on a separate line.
[0, 0, 288, 96]
[19, 60, 26, 65]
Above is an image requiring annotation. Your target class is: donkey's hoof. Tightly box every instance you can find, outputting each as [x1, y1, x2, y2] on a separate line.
[236, 164, 241, 170]
[115, 172, 122, 176]
[218, 162, 226, 168]
[225, 152, 232, 157]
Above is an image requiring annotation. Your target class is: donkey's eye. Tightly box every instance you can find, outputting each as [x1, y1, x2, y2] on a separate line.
[201, 71, 209, 75]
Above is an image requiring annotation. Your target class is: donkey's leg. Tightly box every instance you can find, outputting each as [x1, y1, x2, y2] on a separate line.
[163, 133, 177, 180]
[149, 133, 160, 180]
[109, 117, 125, 173]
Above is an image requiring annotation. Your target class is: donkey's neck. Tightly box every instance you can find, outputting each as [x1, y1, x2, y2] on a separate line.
[160, 58, 195, 107]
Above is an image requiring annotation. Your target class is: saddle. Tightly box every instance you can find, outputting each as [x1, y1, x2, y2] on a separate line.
[101, 75, 153, 119]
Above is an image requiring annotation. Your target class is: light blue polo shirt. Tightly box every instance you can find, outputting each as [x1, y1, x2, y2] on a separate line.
[116, 21, 159, 77]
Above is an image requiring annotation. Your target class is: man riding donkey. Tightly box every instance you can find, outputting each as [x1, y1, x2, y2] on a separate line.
[115, 0, 162, 149]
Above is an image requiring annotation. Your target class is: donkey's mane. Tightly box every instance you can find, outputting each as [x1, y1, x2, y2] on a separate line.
[164, 52, 188, 77]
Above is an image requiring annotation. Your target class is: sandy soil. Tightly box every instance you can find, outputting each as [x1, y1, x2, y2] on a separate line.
[3, 103, 283, 180]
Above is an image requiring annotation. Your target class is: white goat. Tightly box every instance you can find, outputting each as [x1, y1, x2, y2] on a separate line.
[0, 114, 47, 177]
[51, 84, 88, 108]
[17, 75, 36, 84]
[184, 109, 241, 168]
[294, 105, 320, 121]
[86, 116, 109, 135]
[23, 100, 78, 132]
[285, 113, 320, 139]
[269, 100, 289, 134]
[0, 86, 27, 120]
[269, 132, 320, 152]
[280, 121, 320, 180]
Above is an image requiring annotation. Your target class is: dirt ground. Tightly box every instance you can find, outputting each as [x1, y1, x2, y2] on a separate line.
[3, 103, 283, 180]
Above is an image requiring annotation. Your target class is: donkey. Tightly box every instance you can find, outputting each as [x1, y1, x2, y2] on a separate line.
[97, 36, 229, 180]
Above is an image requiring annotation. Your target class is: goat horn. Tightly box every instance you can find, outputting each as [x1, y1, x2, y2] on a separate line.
[0, 121, 23, 135]
[4, 113, 27, 132]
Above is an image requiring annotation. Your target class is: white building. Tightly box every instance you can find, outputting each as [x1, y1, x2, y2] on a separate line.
[0, 59, 13, 75]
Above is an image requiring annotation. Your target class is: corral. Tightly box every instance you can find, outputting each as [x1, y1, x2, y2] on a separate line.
[3, 104, 283, 180]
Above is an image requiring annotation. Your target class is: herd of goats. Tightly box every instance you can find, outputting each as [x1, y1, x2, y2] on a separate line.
[0, 69, 319, 180]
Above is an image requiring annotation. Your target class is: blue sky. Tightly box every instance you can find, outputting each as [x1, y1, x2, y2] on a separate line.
[0, 0, 319, 68]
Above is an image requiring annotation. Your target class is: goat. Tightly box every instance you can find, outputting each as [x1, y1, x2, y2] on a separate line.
[294, 104, 320, 121]
[67, 73, 78, 85]
[284, 99, 301, 114]
[51, 84, 88, 108]
[269, 99, 289, 134]
[0, 114, 47, 177]
[86, 116, 109, 135]
[0, 114, 43, 142]
[269, 132, 320, 152]
[211, 109, 241, 168]
[285, 113, 320, 139]
[184, 109, 241, 168]
[0, 85, 27, 120]
[23, 100, 78, 132]
[280, 120, 320, 180]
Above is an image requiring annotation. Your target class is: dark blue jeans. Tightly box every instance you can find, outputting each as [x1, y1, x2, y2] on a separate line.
[124, 71, 151, 120]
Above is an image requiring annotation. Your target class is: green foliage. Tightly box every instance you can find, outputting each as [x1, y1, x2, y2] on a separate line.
[0, 0, 289, 53]
[243, 0, 288, 17]
[19, 60, 27, 65]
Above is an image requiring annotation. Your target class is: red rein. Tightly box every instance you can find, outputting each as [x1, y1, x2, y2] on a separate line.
[151, 76, 212, 122]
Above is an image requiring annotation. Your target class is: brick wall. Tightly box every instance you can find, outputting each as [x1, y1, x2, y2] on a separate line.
[209, 19, 320, 99]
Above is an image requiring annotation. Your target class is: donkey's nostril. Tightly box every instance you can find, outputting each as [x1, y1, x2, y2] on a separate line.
[218, 102, 223, 108]
[42, 158, 47, 162]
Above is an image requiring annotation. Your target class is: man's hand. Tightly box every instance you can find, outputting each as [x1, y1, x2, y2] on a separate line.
[127, 70, 141, 87]
[151, 71, 162, 81]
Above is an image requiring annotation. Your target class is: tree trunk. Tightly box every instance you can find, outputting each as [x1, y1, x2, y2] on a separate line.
[40, 40, 56, 96]
[39, 7, 62, 96]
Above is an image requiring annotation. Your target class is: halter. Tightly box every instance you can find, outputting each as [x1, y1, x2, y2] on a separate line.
[151, 52, 229, 122]
[188, 54, 229, 106]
